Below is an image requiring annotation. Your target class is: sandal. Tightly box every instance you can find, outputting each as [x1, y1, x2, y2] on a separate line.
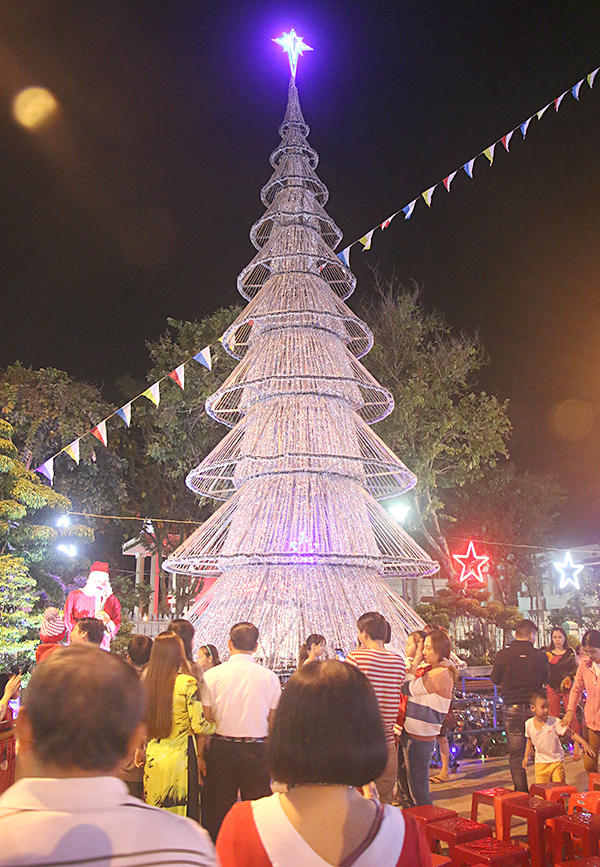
[429, 774, 449, 783]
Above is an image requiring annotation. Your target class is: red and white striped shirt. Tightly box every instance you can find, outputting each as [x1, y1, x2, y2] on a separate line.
[346, 648, 406, 742]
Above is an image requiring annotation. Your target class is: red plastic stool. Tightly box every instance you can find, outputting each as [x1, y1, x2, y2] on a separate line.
[552, 812, 600, 862]
[431, 855, 453, 867]
[569, 791, 600, 815]
[500, 795, 565, 867]
[451, 838, 529, 867]
[555, 859, 600, 867]
[426, 817, 492, 854]
[589, 773, 600, 792]
[471, 787, 519, 840]
[529, 782, 577, 802]
[402, 804, 458, 828]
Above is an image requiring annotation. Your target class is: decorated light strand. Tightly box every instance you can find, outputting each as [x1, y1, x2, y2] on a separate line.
[337, 64, 600, 268]
[34, 345, 213, 484]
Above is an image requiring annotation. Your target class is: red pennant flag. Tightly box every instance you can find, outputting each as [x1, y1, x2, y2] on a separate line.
[501, 131, 514, 152]
[169, 364, 185, 390]
[91, 420, 107, 447]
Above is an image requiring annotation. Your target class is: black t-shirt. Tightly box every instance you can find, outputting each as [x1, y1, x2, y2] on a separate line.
[490, 640, 550, 704]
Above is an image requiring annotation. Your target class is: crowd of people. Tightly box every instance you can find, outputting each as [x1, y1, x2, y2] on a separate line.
[1, 602, 600, 866]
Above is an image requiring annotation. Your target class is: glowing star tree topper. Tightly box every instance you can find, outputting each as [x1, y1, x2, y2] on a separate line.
[452, 540, 490, 584]
[553, 550, 584, 590]
[273, 29, 313, 78]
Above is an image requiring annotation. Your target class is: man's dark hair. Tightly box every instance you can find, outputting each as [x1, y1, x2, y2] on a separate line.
[127, 634, 153, 667]
[24, 646, 145, 771]
[268, 660, 387, 786]
[515, 619, 538, 639]
[75, 617, 105, 645]
[167, 619, 195, 661]
[230, 622, 259, 651]
[384, 619, 392, 645]
[530, 688, 548, 705]
[583, 629, 600, 649]
[356, 611, 387, 642]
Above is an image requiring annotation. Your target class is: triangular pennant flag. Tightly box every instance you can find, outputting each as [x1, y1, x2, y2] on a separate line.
[537, 103, 551, 120]
[572, 80, 584, 100]
[64, 439, 80, 465]
[501, 131, 514, 151]
[443, 171, 457, 191]
[588, 68, 599, 88]
[217, 334, 224, 344]
[142, 383, 160, 407]
[169, 364, 185, 390]
[483, 144, 495, 165]
[91, 420, 107, 447]
[35, 458, 54, 484]
[193, 346, 212, 371]
[380, 214, 397, 230]
[554, 92, 567, 111]
[520, 118, 532, 138]
[337, 246, 351, 266]
[116, 403, 131, 427]
[422, 185, 436, 207]
[358, 229, 374, 251]
[463, 158, 476, 178]
[402, 200, 417, 219]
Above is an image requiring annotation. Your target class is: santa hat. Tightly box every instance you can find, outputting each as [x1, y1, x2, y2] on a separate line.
[40, 607, 67, 642]
[89, 561, 110, 576]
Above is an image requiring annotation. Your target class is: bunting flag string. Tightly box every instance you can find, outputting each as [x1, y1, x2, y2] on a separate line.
[338, 63, 599, 260]
[33, 61, 599, 485]
[34, 340, 215, 483]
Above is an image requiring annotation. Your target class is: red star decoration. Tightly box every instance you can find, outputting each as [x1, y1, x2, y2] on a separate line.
[452, 541, 489, 584]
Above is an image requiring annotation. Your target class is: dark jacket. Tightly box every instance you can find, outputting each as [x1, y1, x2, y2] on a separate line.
[490, 640, 549, 705]
[545, 646, 577, 692]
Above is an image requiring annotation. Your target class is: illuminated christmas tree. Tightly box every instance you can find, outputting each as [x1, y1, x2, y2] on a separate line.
[164, 34, 438, 671]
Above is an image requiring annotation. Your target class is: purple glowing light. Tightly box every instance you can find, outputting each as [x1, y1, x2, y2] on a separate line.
[273, 29, 313, 78]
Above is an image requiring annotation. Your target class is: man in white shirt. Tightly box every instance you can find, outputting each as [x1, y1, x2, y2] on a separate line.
[201, 621, 281, 841]
[0, 646, 215, 867]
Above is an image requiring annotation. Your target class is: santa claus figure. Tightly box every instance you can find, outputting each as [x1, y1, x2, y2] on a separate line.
[64, 561, 121, 651]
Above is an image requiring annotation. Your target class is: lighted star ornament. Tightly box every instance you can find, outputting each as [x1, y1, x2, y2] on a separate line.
[553, 550, 584, 590]
[273, 30, 313, 78]
[452, 541, 490, 585]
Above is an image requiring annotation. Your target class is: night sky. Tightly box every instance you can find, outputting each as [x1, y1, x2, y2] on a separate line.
[0, 1, 599, 545]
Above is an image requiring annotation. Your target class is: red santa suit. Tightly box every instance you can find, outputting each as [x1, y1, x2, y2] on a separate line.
[64, 561, 121, 651]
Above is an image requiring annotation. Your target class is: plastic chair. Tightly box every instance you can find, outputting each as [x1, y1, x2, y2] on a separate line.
[500, 794, 565, 867]
[529, 782, 577, 802]
[552, 812, 600, 862]
[471, 787, 519, 840]
[425, 816, 492, 854]
[568, 791, 600, 815]
[451, 838, 529, 867]
[402, 804, 458, 828]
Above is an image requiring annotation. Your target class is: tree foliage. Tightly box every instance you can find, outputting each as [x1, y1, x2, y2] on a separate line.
[362, 277, 511, 578]
[118, 309, 241, 615]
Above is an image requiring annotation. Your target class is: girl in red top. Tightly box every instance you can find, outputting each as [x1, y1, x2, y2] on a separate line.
[217, 660, 431, 867]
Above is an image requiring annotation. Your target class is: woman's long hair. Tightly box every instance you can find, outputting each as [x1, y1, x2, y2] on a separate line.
[145, 632, 187, 740]
[548, 626, 570, 653]
[299, 633, 325, 667]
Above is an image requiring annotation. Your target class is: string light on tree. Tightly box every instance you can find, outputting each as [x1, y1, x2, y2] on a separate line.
[452, 540, 489, 585]
[553, 550, 583, 590]
[272, 29, 313, 78]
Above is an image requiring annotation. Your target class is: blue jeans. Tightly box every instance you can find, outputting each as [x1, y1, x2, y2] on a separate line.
[400, 730, 435, 806]
[504, 704, 533, 792]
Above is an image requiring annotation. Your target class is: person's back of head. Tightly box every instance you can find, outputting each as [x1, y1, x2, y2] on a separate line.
[515, 619, 538, 640]
[145, 631, 188, 740]
[72, 617, 105, 646]
[356, 611, 387, 642]
[229, 621, 259, 652]
[299, 633, 325, 666]
[18, 646, 145, 774]
[167, 618, 195, 661]
[127, 634, 153, 668]
[267, 659, 387, 787]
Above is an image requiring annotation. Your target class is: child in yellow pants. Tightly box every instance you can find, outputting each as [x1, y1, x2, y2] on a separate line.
[523, 689, 593, 783]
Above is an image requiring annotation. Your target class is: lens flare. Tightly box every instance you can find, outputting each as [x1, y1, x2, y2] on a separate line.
[12, 86, 58, 129]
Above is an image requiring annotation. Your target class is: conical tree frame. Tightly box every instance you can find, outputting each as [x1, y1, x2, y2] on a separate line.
[164, 77, 439, 673]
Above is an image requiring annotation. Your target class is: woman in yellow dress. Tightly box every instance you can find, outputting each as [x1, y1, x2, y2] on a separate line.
[144, 631, 215, 820]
